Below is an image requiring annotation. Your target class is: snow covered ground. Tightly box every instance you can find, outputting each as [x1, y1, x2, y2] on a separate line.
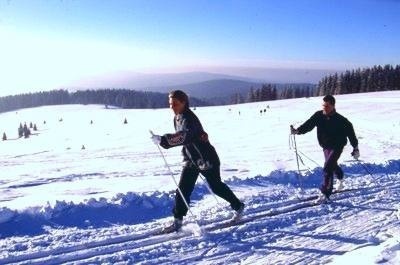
[0, 91, 399, 264]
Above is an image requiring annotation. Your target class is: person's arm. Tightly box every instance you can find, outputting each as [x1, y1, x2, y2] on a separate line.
[345, 119, 358, 148]
[344, 117, 360, 159]
[160, 116, 198, 149]
[296, 111, 319, 134]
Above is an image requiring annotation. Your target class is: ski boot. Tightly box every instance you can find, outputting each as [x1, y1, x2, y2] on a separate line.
[334, 179, 344, 191]
[315, 193, 330, 204]
[231, 203, 245, 222]
[161, 218, 183, 234]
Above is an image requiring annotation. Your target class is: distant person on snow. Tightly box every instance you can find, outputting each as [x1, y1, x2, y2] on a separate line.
[291, 95, 359, 201]
[151, 90, 245, 232]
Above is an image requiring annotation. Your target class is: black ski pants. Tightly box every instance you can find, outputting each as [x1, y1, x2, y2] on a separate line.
[321, 148, 344, 198]
[173, 164, 242, 219]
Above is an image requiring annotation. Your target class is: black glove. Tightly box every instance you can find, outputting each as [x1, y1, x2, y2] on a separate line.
[290, 125, 298, 135]
[351, 147, 360, 160]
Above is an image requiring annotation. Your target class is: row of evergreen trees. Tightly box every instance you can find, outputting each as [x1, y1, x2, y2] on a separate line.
[0, 89, 208, 113]
[316, 64, 400, 96]
[234, 64, 400, 104]
[233, 84, 316, 104]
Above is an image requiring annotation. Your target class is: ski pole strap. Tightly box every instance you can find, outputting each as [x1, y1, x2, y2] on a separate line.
[297, 150, 321, 167]
[290, 134, 295, 149]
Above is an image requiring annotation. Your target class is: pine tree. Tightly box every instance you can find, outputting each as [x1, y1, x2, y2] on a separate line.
[395, 65, 400, 90]
[2, 132, 6, 141]
[247, 87, 255, 102]
[260, 84, 272, 101]
[331, 73, 339, 94]
[254, 89, 261, 102]
[18, 123, 24, 138]
[24, 127, 30, 138]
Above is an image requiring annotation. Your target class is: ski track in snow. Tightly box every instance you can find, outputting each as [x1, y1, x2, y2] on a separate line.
[0, 166, 399, 264]
[0, 91, 399, 264]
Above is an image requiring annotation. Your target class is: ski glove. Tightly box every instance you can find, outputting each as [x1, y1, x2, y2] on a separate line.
[290, 126, 298, 135]
[151, 134, 162, 145]
[351, 147, 360, 160]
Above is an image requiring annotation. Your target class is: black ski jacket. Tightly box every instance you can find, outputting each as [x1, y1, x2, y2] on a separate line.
[160, 109, 220, 170]
[297, 110, 358, 150]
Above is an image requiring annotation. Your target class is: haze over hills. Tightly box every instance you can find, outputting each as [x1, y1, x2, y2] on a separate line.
[64, 68, 331, 104]
[142, 79, 316, 103]
[69, 68, 333, 91]
[69, 71, 255, 91]
[143, 79, 263, 99]
[0, 68, 334, 98]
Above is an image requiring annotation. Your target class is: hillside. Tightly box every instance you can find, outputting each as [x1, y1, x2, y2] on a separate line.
[0, 91, 399, 264]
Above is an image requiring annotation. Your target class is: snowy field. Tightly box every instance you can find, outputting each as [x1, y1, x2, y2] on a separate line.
[0, 91, 399, 264]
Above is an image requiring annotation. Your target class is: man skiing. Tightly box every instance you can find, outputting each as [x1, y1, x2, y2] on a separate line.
[291, 95, 360, 202]
[151, 90, 244, 232]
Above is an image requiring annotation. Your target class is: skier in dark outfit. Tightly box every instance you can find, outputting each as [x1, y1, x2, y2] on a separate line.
[291, 95, 360, 200]
[151, 90, 244, 231]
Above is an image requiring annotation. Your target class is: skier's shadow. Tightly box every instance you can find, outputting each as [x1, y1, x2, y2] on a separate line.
[333, 201, 398, 213]
[276, 230, 370, 245]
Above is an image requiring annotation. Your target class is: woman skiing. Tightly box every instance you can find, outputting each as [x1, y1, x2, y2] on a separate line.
[151, 90, 244, 232]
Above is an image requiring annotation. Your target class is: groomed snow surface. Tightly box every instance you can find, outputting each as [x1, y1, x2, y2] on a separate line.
[0, 91, 399, 265]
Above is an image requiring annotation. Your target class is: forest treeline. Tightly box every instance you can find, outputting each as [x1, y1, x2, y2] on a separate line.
[243, 64, 400, 103]
[232, 83, 315, 104]
[0, 89, 207, 113]
[316, 64, 400, 96]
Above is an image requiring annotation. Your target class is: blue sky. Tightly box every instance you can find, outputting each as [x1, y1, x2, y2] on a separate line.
[0, 0, 399, 94]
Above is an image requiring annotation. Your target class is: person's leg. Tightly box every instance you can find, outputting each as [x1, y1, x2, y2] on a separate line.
[201, 166, 243, 210]
[321, 149, 343, 198]
[335, 165, 344, 180]
[172, 165, 199, 219]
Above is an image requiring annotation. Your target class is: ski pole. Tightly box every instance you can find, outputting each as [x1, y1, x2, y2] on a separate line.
[198, 174, 220, 204]
[355, 158, 391, 182]
[290, 126, 303, 187]
[356, 159, 374, 177]
[350, 157, 391, 183]
[347, 158, 375, 178]
[149, 130, 197, 221]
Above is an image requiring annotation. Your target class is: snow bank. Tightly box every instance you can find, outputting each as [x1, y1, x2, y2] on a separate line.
[1, 159, 398, 239]
[0, 207, 16, 223]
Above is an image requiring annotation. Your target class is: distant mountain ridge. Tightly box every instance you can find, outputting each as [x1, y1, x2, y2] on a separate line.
[141, 79, 264, 99]
[70, 76, 315, 105]
[67, 70, 323, 104]
[71, 71, 256, 90]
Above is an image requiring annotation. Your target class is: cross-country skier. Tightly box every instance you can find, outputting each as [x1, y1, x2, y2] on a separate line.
[291, 95, 360, 202]
[151, 90, 245, 231]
